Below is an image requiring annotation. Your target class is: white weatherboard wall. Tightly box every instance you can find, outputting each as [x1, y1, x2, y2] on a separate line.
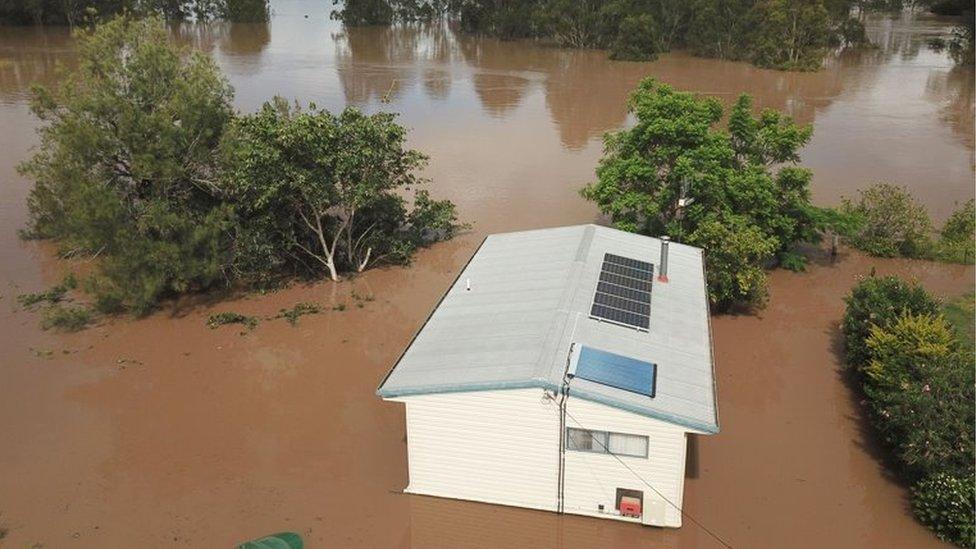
[397, 388, 561, 512]
[563, 396, 689, 527]
[395, 387, 693, 528]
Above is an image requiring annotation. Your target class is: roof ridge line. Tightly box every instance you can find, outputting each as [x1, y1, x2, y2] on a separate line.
[533, 225, 596, 383]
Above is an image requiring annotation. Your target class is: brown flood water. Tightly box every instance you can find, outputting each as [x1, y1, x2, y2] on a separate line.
[0, 2, 973, 547]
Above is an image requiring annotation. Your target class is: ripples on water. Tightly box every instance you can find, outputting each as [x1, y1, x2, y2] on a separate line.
[0, 4, 972, 547]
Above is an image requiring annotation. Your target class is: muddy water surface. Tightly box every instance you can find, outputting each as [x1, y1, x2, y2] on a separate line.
[0, 2, 973, 547]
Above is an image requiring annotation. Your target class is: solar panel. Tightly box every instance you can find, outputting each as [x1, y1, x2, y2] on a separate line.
[590, 253, 653, 330]
[572, 346, 656, 397]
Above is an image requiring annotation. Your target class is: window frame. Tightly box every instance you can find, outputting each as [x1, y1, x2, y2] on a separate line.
[565, 427, 649, 459]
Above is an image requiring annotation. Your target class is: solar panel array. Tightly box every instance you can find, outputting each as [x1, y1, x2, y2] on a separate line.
[590, 253, 653, 330]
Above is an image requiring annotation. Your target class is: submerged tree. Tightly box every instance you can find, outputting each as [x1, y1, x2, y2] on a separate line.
[21, 16, 236, 313]
[840, 183, 934, 258]
[0, 0, 270, 25]
[332, 0, 868, 71]
[581, 79, 822, 310]
[222, 99, 465, 282]
[685, 0, 755, 60]
[21, 16, 464, 314]
[751, 0, 831, 70]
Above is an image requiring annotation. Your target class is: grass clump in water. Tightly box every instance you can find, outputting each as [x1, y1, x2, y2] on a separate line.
[17, 273, 77, 308]
[41, 303, 93, 332]
[207, 312, 258, 331]
[276, 302, 321, 326]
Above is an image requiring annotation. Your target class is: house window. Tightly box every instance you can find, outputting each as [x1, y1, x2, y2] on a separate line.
[566, 427, 648, 458]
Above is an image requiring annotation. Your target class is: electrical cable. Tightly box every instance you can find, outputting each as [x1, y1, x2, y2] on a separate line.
[563, 408, 735, 549]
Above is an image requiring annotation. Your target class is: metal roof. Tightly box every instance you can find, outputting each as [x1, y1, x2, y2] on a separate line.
[376, 224, 719, 434]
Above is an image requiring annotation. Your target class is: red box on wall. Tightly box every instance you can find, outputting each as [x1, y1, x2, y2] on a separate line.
[619, 496, 642, 518]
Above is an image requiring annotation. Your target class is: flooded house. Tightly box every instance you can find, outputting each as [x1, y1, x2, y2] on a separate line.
[377, 224, 719, 527]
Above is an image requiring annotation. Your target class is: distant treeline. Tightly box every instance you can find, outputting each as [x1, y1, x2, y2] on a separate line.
[333, 0, 866, 70]
[333, 0, 974, 69]
[0, 0, 269, 25]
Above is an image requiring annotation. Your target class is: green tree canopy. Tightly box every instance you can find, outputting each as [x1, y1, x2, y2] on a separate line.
[751, 0, 831, 70]
[581, 78, 821, 310]
[21, 16, 236, 313]
[222, 98, 465, 282]
[0, 0, 269, 25]
[21, 16, 464, 315]
[335, 0, 866, 71]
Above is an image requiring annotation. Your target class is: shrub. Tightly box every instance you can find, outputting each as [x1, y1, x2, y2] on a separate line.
[841, 183, 934, 258]
[911, 473, 975, 548]
[863, 314, 973, 480]
[843, 277, 975, 546]
[863, 312, 957, 382]
[841, 276, 939, 369]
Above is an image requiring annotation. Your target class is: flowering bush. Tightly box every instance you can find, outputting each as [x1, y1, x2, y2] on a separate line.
[841, 276, 938, 369]
[844, 277, 975, 547]
[911, 473, 975, 547]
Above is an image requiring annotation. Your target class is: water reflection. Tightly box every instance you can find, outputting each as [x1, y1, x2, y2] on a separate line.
[0, 26, 73, 103]
[173, 21, 272, 72]
[925, 65, 975, 154]
[223, 22, 272, 56]
[0, 7, 971, 218]
[334, 23, 454, 105]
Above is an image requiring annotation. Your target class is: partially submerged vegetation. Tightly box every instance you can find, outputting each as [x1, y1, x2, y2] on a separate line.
[842, 276, 975, 547]
[578, 78, 973, 312]
[20, 17, 464, 317]
[206, 300, 346, 332]
[336, 0, 870, 70]
[16, 274, 75, 308]
[224, 99, 465, 284]
[207, 312, 259, 331]
[41, 304, 95, 332]
[17, 275, 94, 332]
[275, 302, 321, 326]
[0, 0, 270, 26]
[841, 184, 974, 263]
[333, 0, 975, 70]
[581, 78, 831, 311]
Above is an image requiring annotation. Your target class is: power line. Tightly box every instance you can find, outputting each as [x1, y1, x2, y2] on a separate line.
[563, 408, 735, 549]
